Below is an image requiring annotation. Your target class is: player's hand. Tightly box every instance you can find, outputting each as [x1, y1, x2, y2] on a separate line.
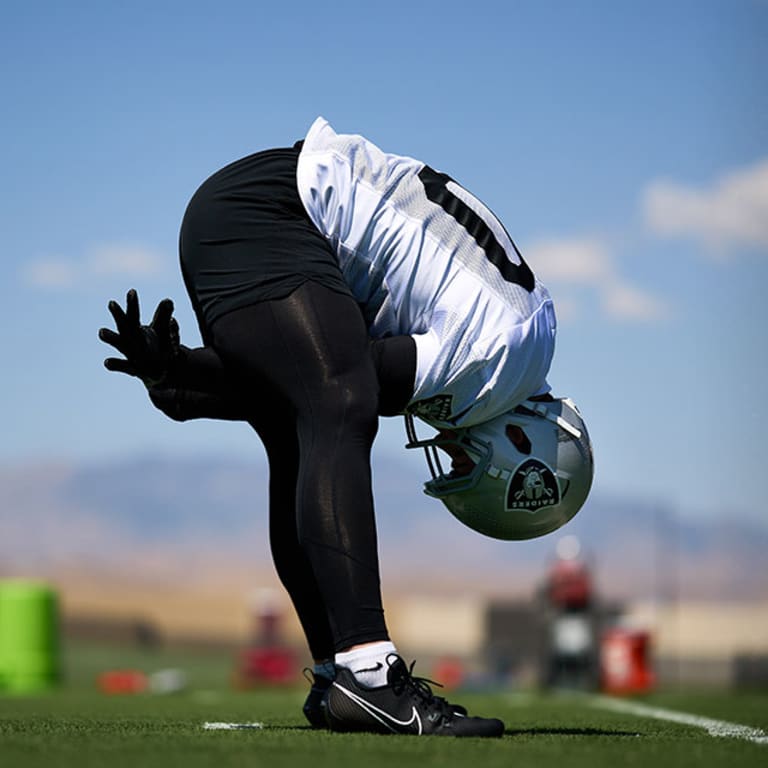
[98, 289, 181, 387]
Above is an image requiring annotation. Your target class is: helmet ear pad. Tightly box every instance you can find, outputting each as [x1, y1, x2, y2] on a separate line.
[406, 398, 594, 541]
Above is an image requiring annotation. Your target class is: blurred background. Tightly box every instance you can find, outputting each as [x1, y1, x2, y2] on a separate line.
[1, 0, 766, 695]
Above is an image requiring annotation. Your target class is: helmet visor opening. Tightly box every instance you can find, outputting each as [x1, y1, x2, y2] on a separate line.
[505, 424, 531, 455]
[436, 429, 475, 477]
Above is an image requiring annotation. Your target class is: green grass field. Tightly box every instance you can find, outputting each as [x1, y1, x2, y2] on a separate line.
[1, 643, 766, 768]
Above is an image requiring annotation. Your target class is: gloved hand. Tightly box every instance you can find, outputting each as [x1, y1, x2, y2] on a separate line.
[98, 289, 181, 388]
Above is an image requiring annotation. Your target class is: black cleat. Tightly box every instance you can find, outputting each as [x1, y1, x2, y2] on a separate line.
[303, 666, 466, 728]
[302, 670, 334, 728]
[321, 654, 504, 737]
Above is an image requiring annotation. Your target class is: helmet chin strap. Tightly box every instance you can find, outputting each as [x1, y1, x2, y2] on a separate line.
[519, 400, 582, 439]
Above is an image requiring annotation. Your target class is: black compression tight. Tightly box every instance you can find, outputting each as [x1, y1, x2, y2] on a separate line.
[209, 282, 405, 657]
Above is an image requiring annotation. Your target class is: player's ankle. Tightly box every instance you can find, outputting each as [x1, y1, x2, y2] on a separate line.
[335, 641, 397, 687]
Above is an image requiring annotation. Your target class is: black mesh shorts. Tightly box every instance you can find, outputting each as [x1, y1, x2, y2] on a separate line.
[179, 144, 352, 338]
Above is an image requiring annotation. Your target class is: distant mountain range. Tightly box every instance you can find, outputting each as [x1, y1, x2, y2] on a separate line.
[1, 453, 766, 602]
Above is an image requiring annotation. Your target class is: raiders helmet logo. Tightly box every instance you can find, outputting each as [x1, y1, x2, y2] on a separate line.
[506, 459, 561, 512]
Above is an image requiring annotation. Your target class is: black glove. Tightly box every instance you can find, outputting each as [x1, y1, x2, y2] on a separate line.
[98, 289, 181, 388]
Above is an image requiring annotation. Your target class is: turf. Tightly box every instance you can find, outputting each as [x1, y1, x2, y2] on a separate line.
[1, 644, 766, 768]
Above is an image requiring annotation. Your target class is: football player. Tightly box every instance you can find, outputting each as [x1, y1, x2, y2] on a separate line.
[100, 118, 593, 737]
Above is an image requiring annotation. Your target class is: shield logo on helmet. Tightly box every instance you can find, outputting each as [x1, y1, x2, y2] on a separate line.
[506, 459, 560, 513]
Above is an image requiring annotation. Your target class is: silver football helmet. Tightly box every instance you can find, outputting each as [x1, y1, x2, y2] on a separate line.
[404, 398, 594, 541]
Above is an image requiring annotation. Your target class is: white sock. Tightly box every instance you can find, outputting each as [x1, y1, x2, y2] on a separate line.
[335, 641, 397, 688]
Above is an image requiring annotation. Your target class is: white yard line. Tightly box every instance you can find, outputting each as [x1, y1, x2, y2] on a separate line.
[590, 695, 768, 745]
[203, 722, 264, 730]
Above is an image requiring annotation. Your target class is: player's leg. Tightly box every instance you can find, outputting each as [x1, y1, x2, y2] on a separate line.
[210, 284, 504, 736]
[210, 282, 388, 651]
[246, 406, 336, 663]
[245, 407, 338, 728]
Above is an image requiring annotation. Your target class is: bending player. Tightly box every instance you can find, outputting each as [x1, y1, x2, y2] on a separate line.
[100, 118, 593, 736]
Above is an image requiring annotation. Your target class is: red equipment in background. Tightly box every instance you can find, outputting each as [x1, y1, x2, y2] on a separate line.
[541, 535, 599, 690]
[600, 627, 655, 694]
[233, 588, 298, 688]
[547, 556, 593, 611]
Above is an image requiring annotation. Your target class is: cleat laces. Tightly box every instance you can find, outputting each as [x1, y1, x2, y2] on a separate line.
[387, 655, 455, 723]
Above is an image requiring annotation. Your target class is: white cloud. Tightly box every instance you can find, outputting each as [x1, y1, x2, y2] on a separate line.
[528, 237, 667, 323]
[644, 158, 768, 255]
[599, 278, 668, 321]
[20, 259, 78, 288]
[22, 243, 168, 289]
[527, 238, 613, 283]
[87, 244, 166, 276]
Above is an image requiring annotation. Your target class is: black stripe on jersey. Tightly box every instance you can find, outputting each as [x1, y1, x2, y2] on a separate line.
[418, 165, 535, 292]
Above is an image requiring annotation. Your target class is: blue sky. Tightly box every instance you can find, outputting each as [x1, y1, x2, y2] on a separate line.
[1, 0, 766, 524]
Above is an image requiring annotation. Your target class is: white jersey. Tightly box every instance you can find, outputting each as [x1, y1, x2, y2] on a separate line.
[296, 117, 556, 428]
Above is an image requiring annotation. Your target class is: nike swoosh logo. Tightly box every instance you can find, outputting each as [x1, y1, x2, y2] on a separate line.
[332, 682, 423, 735]
[354, 662, 384, 674]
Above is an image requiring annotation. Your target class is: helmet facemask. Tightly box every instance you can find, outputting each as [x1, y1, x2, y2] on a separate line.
[404, 414, 492, 497]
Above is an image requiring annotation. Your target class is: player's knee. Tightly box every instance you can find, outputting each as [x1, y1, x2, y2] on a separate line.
[314, 375, 379, 439]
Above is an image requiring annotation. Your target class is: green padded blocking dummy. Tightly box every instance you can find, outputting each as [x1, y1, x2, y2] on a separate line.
[0, 581, 60, 692]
